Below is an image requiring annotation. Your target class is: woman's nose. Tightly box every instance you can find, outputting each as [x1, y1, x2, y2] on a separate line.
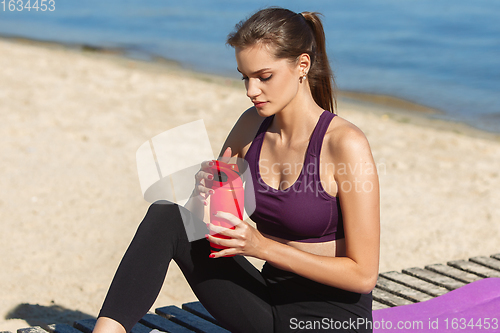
[246, 79, 261, 99]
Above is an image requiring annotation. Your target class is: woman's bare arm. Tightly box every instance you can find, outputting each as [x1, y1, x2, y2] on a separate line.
[217, 107, 263, 162]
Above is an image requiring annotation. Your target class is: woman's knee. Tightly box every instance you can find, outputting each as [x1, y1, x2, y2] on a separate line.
[136, 200, 208, 252]
[137, 200, 185, 237]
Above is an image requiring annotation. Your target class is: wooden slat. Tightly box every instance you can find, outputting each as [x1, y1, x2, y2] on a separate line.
[73, 319, 152, 333]
[372, 287, 413, 307]
[156, 306, 230, 333]
[470, 256, 500, 271]
[46, 324, 83, 333]
[139, 313, 194, 333]
[372, 300, 390, 310]
[376, 276, 433, 302]
[17, 328, 47, 333]
[72, 319, 95, 333]
[402, 267, 465, 291]
[491, 253, 500, 261]
[425, 263, 482, 283]
[447, 260, 500, 278]
[129, 322, 154, 333]
[182, 302, 219, 326]
[380, 271, 448, 297]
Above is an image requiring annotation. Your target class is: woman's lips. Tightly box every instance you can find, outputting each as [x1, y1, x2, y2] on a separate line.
[253, 101, 267, 108]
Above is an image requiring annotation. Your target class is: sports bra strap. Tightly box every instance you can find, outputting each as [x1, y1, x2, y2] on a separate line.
[304, 111, 336, 164]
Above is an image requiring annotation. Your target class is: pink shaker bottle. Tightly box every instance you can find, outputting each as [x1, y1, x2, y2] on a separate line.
[209, 160, 244, 256]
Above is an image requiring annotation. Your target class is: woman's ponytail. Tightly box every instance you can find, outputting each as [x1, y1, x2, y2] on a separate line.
[301, 12, 337, 113]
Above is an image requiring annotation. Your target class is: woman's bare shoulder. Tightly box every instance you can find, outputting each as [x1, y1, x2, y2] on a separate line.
[218, 107, 265, 158]
[326, 114, 373, 160]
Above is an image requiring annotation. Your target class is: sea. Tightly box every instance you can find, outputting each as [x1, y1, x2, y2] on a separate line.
[1, 0, 499, 132]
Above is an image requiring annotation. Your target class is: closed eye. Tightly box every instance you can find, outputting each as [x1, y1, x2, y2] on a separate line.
[260, 74, 272, 82]
[241, 75, 272, 82]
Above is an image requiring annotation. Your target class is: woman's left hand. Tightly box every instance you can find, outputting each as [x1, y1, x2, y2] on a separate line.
[206, 211, 268, 259]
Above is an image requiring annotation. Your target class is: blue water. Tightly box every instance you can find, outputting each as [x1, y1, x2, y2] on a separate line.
[1, 0, 499, 132]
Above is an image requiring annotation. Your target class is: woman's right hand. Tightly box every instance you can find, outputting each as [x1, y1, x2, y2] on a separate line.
[194, 147, 232, 206]
[194, 160, 215, 206]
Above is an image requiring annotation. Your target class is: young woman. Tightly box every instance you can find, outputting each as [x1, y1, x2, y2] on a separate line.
[93, 7, 379, 333]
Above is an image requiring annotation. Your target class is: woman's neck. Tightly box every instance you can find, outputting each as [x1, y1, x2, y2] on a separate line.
[269, 86, 324, 146]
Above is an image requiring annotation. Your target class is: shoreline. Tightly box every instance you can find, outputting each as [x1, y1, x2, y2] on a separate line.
[2, 34, 499, 142]
[338, 92, 500, 142]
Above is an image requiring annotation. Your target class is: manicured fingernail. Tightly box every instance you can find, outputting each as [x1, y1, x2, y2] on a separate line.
[208, 161, 214, 166]
[204, 201, 208, 206]
[209, 254, 215, 258]
[208, 174, 213, 180]
[209, 189, 214, 195]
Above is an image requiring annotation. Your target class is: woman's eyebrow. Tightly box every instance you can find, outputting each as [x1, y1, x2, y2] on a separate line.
[237, 67, 272, 75]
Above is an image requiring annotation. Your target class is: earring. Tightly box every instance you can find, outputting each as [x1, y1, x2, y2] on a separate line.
[302, 72, 307, 81]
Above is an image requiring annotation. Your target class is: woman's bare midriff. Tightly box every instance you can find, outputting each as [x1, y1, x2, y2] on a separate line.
[262, 233, 346, 257]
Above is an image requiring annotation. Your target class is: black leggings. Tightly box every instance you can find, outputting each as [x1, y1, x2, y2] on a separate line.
[98, 201, 372, 333]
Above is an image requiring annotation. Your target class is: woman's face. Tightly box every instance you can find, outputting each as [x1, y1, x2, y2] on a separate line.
[235, 44, 301, 117]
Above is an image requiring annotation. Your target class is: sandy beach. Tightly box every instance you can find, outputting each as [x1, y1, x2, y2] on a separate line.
[1, 37, 499, 331]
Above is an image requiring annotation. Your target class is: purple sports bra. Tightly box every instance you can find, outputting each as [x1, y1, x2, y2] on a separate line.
[244, 110, 344, 243]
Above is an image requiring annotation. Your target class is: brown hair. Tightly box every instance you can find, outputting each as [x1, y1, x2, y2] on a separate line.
[226, 7, 337, 113]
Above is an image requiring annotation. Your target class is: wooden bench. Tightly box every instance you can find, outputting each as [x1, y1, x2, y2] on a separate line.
[9, 253, 500, 333]
[11, 302, 229, 333]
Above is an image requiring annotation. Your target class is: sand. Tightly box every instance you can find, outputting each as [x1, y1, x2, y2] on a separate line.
[1, 37, 499, 331]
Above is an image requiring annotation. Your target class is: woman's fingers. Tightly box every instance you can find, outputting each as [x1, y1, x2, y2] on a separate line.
[195, 170, 214, 183]
[206, 211, 265, 260]
[206, 213, 245, 243]
[205, 214, 263, 259]
[206, 233, 239, 256]
[207, 224, 237, 239]
[212, 211, 241, 228]
[194, 166, 215, 197]
[198, 146, 233, 197]
[209, 249, 235, 259]
[195, 185, 212, 201]
[201, 160, 215, 169]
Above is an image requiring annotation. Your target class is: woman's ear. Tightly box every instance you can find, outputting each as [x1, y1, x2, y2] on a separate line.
[298, 53, 311, 76]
